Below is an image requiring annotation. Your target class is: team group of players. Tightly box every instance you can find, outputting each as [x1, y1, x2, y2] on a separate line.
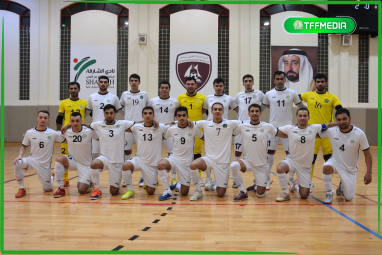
[13, 72, 373, 203]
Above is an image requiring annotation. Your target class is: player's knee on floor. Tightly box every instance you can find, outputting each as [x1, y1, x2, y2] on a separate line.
[109, 186, 119, 196]
[42, 184, 52, 192]
[299, 188, 310, 199]
[323, 154, 332, 162]
[344, 193, 354, 202]
[78, 185, 90, 194]
[216, 188, 226, 197]
[256, 186, 266, 196]
[312, 154, 317, 165]
[146, 187, 155, 195]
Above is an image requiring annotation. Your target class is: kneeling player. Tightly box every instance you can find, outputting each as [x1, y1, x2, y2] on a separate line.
[231, 104, 276, 201]
[319, 108, 372, 203]
[14, 110, 65, 197]
[53, 112, 98, 197]
[157, 107, 204, 201]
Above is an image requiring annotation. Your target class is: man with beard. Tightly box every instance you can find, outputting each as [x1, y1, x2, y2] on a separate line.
[57, 81, 87, 187]
[278, 48, 314, 94]
[86, 76, 122, 160]
[319, 108, 372, 204]
[299, 74, 342, 193]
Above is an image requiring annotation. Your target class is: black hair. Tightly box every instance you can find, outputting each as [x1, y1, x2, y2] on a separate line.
[38, 110, 50, 117]
[335, 108, 350, 118]
[129, 73, 141, 82]
[98, 75, 109, 83]
[103, 104, 116, 112]
[273, 71, 286, 79]
[314, 73, 328, 83]
[242, 74, 254, 82]
[68, 81, 80, 89]
[296, 107, 310, 116]
[159, 81, 171, 89]
[211, 102, 224, 110]
[142, 106, 154, 114]
[185, 76, 196, 84]
[248, 103, 261, 113]
[174, 106, 188, 117]
[213, 78, 225, 85]
[70, 112, 82, 118]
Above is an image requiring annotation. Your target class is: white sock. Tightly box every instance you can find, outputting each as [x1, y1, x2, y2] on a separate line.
[51, 175, 54, 188]
[159, 170, 170, 191]
[231, 161, 245, 193]
[212, 185, 217, 194]
[322, 174, 333, 194]
[54, 162, 65, 189]
[277, 173, 289, 194]
[267, 154, 274, 178]
[91, 168, 101, 191]
[140, 172, 144, 179]
[125, 154, 131, 162]
[289, 172, 295, 181]
[206, 170, 212, 181]
[191, 169, 201, 191]
[176, 182, 181, 190]
[122, 170, 134, 191]
[92, 153, 99, 160]
[234, 155, 240, 161]
[14, 161, 26, 189]
[171, 169, 176, 179]
[256, 192, 265, 198]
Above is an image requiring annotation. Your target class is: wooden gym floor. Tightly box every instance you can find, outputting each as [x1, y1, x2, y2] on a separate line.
[2, 143, 382, 254]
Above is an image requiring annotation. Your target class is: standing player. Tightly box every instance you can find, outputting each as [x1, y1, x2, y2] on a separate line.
[56, 81, 87, 187]
[157, 107, 204, 201]
[300, 74, 342, 193]
[274, 108, 335, 202]
[190, 103, 241, 197]
[319, 108, 372, 203]
[120, 74, 150, 187]
[120, 106, 168, 199]
[177, 77, 207, 187]
[261, 71, 304, 190]
[231, 104, 276, 201]
[53, 112, 98, 197]
[86, 76, 122, 159]
[233, 74, 265, 188]
[14, 110, 65, 198]
[149, 81, 179, 185]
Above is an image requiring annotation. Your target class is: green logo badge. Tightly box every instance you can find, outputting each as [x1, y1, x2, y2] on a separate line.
[260, 129, 264, 132]
[286, 95, 290, 99]
[153, 129, 156, 132]
[140, 95, 143, 99]
[224, 100, 227, 103]
[73, 57, 96, 81]
[188, 133, 192, 137]
[223, 124, 227, 128]
[48, 136, 51, 140]
[351, 140, 355, 144]
[253, 95, 257, 99]
[82, 134, 87, 139]
[309, 130, 312, 134]
[170, 104, 173, 107]
[293, 20, 304, 30]
[80, 105, 83, 109]
[107, 99, 110, 103]
[325, 99, 329, 103]
[284, 17, 356, 34]
[116, 125, 120, 128]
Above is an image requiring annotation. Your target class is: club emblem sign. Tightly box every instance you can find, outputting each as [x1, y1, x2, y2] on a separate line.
[176, 52, 212, 91]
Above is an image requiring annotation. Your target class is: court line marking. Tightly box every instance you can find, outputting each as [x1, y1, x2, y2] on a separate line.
[271, 172, 382, 240]
[111, 245, 124, 251]
[3, 173, 36, 183]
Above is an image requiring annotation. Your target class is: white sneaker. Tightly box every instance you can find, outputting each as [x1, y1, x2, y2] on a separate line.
[199, 177, 205, 187]
[266, 178, 273, 190]
[323, 193, 333, 204]
[288, 179, 296, 193]
[204, 178, 212, 191]
[276, 192, 290, 202]
[310, 180, 314, 193]
[190, 190, 203, 201]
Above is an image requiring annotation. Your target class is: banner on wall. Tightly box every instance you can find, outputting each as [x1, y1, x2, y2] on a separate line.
[70, 45, 117, 100]
[170, 44, 217, 97]
[271, 46, 318, 94]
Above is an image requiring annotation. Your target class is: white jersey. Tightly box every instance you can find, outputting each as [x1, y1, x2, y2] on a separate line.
[149, 96, 180, 124]
[203, 94, 238, 121]
[62, 126, 99, 166]
[87, 92, 122, 122]
[196, 120, 241, 163]
[164, 125, 204, 165]
[278, 124, 322, 168]
[120, 90, 149, 121]
[262, 87, 301, 127]
[234, 90, 265, 121]
[319, 126, 370, 174]
[90, 120, 134, 163]
[233, 121, 276, 167]
[131, 123, 168, 166]
[22, 127, 65, 165]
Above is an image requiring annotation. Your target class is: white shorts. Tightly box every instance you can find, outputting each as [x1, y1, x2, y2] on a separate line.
[92, 139, 100, 154]
[125, 132, 137, 150]
[234, 134, 244, 152]
[129, 156, 158, 188]
[97, 155, 123, 188]
[66, 156, 91, 185]
[240, 159, 268, 188]
[324, 157, 357, 201]
[282, 157, 312, 189]
[167, 156, 191, 186]
[268, 133, 289, 151]
[202, 156, 230, 188]
[163, 137, 174, 154]
[21, 157, 52, 186]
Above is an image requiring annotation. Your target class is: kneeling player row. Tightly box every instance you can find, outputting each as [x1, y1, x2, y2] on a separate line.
[14, 104, 372, 204]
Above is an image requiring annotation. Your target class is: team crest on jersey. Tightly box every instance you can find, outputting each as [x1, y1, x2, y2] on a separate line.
[309, 130, 312, 134]
[325, 99, 329, 103]
[80, 105, 83, 109]
[176, 52, 212, 92]
[107, 100, 110, 102]
[197, 100, 200, 103]
[286, 95, 290, 99]
[116, 125, 120, 128]
[170, 104, 173, 107]
[351, 140, 355, 144]
[140, 95, 143, 99]
[223, 124, 227, 128]
[261, 129, 264, 132]
[253, 95, 257, 99]
[82, 134, 87, 139]
[153, 129, 157, 132]
[188, 133, 192, 136]
[48, 136, 51, 140]
[224, 100, 227, 103]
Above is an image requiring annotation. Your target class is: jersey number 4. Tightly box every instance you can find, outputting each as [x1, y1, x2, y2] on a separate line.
[339, 144, 345, 151]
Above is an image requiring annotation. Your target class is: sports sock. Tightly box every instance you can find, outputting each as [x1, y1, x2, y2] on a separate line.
[199, 169, 202, 177]
[91, 169, 101, 191]
[267, 154, 274, 178]
[51, 174, 54, 188]
[277, 173, 289, 194]
[191, 169, 201, 191]
[122, 170, 134, 191]
[322, 173, 333, 194]
[212, 185, 217, 194]
[176, 182, 181, 190]
[64, 170, 69, 181]
[159, 170, 170, 191]
[140, 172, 144, 180]
[231, 161, 245, 193]
[206, 169, 212, 181]
[256, 192, 265, 198]
[14, 161, 26, 189]
[289, 171, 295, 182]
[234, 155, 240, 161]
[54, 161, 65, 189]
[125, 154, 131, 162]
[311, 163, 315, 180]
[171, 169, 176, 179]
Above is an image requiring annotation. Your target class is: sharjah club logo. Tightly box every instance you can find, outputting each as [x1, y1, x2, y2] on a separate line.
[309, 130, 312, 134]
[153, 129, 157, 133]
[170, 104, 173, 107]
[325, 99, 329, 103]
[140, 95, 143, 99]
[188, 133, 192, 137]
[223, 124, 227, 128]
[351, 140, 355, 144]
[197, 100, 200, 103]
[107, 100, 110, 103]
[116, 125, 120, 128]
[260, 129, 264, 132]
[224, 100, 227, 103]
[73, 57, 96, 81]
[176, 52, 212, 92]
[82, 134, 87, 139]
[253, 95, 257, 99]
[293, 20, 304, 30]
[48, 136, 51, 140]
[286, 95, 290, 99]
